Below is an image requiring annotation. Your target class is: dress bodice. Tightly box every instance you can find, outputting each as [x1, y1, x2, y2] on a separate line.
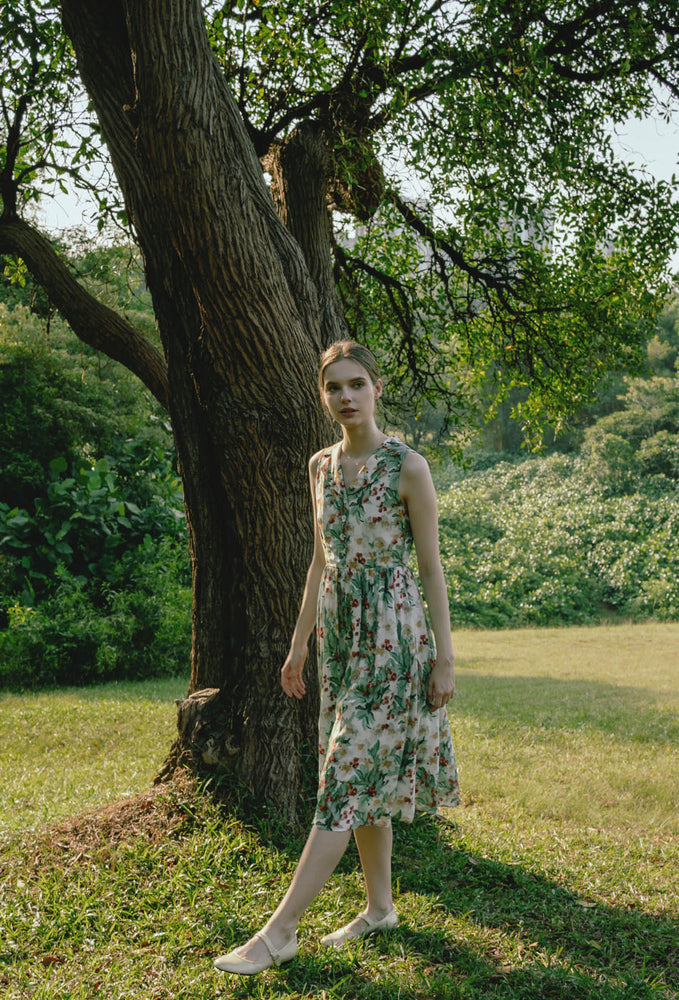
[316, 437, 413, 572]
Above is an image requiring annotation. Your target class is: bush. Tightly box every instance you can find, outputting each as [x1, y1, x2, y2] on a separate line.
[0, 303, 169, 510]
[0, 451, 185, 606]
[0, 303, 190, 687]
[0, 453, 190, 688]
[437, 454, 679, 628]
[0, 538, 191, 689]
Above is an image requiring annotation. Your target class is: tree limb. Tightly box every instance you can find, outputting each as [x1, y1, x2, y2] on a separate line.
[0, 216, 169, 408]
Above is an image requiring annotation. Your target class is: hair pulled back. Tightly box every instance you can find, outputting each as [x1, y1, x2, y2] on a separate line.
[318, 340, 380, 394]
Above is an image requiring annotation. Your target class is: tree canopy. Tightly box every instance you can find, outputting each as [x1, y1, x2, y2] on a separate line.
[3, 1, 678, 431]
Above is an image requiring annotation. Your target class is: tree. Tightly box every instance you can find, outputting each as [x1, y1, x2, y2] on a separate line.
[1, 0, 678, 817]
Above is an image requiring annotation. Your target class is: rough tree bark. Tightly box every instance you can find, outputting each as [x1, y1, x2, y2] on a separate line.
[265, 122, 348, 346]
[59, 0, 338, 817]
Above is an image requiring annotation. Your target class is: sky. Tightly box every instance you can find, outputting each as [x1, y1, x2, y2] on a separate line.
[612, 110, 678, 179]
[611, 111, 679, 269]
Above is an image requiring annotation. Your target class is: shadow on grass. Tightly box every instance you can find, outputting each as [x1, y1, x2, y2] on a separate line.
[225, 813, 678, 1000]
[457, 673, 679, 744]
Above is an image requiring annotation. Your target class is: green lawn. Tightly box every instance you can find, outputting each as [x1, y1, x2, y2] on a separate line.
[1, 623, 677, 999]
[455, 622, 679, 835]
[0, 676, 186, 836]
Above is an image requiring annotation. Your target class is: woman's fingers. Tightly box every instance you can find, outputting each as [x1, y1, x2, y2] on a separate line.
[428, 676, 455, 709]
[281, 658, 307, 699]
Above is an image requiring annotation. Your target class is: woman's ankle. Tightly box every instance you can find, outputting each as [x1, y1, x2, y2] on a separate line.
[364, 901, 394, 920]
[263, 916, 297, 945]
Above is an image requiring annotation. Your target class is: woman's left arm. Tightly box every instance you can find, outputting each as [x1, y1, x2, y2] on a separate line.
[399, 450, 455, 710]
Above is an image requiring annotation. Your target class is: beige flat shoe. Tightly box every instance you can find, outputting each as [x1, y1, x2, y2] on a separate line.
[320, 908, 398, 949]
[214, 929, 297, 974]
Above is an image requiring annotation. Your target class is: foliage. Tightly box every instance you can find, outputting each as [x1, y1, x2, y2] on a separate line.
[0, 449, 185, 600]
[0, 302, 167, 507]
[0, 0, 116, 221]
[205, 0, 679, 430]
[445, 290, 679, 460]
[580, 373, 679, 490]
[0, 302, 189, 688]
[0, 536, 190, 689]
[436, 439, 679, 629]
[2, 1, 678, 432]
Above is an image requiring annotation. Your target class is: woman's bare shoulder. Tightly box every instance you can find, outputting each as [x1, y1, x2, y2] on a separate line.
[399, 448, 434, 500]
[309, 445, 334, 475]
[401, 447, 431, 479]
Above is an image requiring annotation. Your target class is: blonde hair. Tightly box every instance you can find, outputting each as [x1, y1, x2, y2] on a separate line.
[318, 340, 380, 393]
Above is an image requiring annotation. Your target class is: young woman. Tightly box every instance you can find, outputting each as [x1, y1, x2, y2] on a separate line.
[214, 340, 460, 975]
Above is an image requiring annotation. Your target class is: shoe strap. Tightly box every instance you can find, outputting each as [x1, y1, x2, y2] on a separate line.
[255, 929, 285, 967]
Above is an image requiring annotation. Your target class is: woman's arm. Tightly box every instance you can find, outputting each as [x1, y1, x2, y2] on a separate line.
[399, 450, 455, 709]
[281, 451, 327, 699]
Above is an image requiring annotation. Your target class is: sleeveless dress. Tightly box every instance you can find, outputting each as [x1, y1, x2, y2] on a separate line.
[313, 436, 460, 831]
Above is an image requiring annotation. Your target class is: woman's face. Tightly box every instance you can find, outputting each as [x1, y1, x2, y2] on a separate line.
[322, 358, 382, 427]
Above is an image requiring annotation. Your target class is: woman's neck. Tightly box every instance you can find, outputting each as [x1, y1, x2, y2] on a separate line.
[340, 424, 386, 458]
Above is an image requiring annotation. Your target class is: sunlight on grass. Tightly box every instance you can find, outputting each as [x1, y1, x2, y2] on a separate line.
[1, 626, 677, 1000]
[0, 676, 187, 835]
[452, 623, 679, 833]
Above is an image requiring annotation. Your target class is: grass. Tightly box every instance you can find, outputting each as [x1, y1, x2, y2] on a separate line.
[1, 624, 678, 999]
[0, 676, 185, 835]
[455, 622, 679, 835]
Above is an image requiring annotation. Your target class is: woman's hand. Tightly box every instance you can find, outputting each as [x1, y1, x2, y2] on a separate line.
[281, 645, 308, 699]
[427, 656, 455, 711]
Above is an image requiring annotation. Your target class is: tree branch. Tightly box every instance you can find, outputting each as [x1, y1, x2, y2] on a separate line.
[390, 191, 517, 299]
[0, 216, 169, 408]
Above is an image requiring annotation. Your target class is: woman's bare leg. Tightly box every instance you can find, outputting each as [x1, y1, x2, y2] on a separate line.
[353, 823, 394, 918]
[317, 824, 395, 946]
[230, 826, 351, 962]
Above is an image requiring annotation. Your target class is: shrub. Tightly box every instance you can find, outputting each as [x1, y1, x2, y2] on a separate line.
[0, 291, 190, 688]
[0, 538, 191, 689]
[437, 454, 679, 629]
[0, 452, 185, 606]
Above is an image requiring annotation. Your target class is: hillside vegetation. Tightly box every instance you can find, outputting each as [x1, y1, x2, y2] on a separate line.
[433, 305, 679, 628]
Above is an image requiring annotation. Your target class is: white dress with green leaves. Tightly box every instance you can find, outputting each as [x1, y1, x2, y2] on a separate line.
[313, 436, 460, 831]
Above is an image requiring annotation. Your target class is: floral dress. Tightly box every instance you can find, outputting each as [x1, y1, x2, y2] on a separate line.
[313, 436, 460, 831]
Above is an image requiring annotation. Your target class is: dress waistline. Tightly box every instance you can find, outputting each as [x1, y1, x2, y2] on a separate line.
[323, 560, 411, 572]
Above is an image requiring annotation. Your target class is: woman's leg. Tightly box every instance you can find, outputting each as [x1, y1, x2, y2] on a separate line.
[353, 823, 394, 918]
[229, 826, 351, 961]
[318, 824, 396, 947]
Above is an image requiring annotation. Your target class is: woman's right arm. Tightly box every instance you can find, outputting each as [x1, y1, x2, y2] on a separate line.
[281, 451, 326, 699]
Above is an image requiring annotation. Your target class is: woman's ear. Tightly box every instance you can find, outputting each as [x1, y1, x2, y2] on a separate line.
[374, 378, 383, 400]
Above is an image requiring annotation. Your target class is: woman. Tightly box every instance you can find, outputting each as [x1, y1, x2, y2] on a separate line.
[214, 340, 460, 974]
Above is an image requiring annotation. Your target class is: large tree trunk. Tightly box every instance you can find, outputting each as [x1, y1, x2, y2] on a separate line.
[61, 0, 335, 818]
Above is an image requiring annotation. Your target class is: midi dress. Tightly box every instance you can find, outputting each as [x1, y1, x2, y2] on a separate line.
[313, 435, 460, 831]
